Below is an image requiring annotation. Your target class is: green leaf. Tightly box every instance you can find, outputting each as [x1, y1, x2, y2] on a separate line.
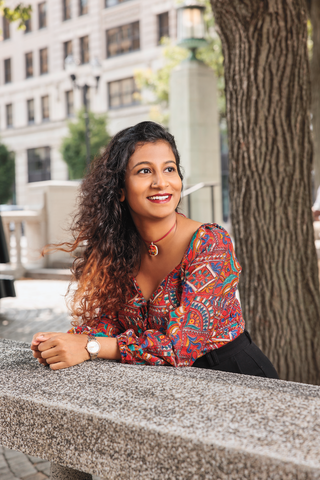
[0, 2, 32, 31]
[0, 143, 15, 204]
[60, 109, 111, 180]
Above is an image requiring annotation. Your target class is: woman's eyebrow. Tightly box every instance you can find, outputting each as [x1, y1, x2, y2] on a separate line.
[130, 160, 176, 171]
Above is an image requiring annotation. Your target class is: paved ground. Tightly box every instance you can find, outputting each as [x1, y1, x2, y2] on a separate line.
[0, 280, 72, 343]
[0, 279, 100, 480]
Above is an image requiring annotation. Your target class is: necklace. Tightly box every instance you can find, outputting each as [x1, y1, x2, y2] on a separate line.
[142, 218, 177, 257]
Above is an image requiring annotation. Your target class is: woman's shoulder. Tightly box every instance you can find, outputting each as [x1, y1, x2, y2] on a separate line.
[184, 222, 233, 264]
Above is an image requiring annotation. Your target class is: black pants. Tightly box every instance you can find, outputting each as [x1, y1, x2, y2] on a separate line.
[193, 330, 279, 379]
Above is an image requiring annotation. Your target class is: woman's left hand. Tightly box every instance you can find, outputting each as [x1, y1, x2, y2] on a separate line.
[32, 332, 89, 370]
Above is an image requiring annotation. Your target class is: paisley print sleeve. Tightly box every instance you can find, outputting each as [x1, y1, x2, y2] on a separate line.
[67, 313, 122, 337]
[116, 225, 245, 367]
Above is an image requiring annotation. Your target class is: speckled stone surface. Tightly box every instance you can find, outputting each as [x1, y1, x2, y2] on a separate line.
[1, 339, 320, 480]
[50, 462, 92, 479]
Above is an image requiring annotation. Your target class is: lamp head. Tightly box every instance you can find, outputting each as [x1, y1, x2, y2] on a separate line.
[90, 57, 102, 88]
[64, 54, 78, 77]
[176, 1, 207, 52]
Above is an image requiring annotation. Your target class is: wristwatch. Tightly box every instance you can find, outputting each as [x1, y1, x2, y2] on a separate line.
[85, 335, 101, 360]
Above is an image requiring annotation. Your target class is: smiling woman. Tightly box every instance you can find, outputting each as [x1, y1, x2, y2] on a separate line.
[30, 121, 278, 378]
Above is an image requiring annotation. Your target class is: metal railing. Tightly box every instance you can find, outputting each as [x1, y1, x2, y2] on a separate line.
[181, 182, 220, 223]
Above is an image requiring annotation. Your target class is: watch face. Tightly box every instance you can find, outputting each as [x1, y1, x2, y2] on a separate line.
[87, 340, 100, 354]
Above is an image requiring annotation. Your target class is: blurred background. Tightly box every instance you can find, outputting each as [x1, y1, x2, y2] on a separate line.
[0, 0, 229, 281]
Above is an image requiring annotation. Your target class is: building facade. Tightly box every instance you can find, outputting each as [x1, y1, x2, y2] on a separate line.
[0, 0, 177, 205]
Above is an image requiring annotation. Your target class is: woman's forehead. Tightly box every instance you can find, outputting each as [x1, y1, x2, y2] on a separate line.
[128, 141, 176, 166]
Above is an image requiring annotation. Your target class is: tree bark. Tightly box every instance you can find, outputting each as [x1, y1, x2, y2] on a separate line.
[210, 0, 320, 384]
[309, 0, 320, 195]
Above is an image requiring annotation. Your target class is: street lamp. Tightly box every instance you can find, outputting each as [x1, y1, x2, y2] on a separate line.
[64, 55, 102, 168]
[176, 1, 207, 59]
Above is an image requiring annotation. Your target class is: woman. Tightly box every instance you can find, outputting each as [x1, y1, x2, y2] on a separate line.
[31, 121, 278, 378]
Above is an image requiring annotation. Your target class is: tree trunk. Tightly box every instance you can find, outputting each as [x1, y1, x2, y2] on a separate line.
[210, 0, 320, 384]
[309, 0, 320, 195]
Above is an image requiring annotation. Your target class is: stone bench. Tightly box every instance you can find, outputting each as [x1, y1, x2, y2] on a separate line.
[0, 339, 320, 480]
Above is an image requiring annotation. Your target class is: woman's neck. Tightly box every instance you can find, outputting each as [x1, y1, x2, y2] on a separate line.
[132, 212, 178, 256]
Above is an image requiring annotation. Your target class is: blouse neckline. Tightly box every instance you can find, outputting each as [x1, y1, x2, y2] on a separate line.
[133, 223, 212, 303]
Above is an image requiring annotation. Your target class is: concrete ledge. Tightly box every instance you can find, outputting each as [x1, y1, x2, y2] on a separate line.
[0, 339, 320, 479]
[25, 268, 72, 281]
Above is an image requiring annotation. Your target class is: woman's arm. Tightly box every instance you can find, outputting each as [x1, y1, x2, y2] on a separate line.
[31, 331, 121, 370]
[31, 312, 124, 369]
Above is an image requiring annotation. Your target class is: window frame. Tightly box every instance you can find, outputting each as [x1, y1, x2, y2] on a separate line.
[79, 0, 88, 16]
[65, 90, 74, 117]
[3, 16, 10, 40]
[4, 58, 12, 84]
[80, 35, 89, 64]
[158, 12, 169, 44]
[27, 147, 51, 183]
[63, 40, 73, 68]
[24, 17, 32, 33]
[108, 77, 140, 110]
[41, 95, 50, 121]
[6, 104, 13, 128]
[27, 99, 35, 124]
[106, 21, 140, 58]
[25, 52, 33, 78]
[40, 47, 49, 75]
[105, 0, 132, 8]
[63, 0, 72, 20]
[38, 2, 47, 29]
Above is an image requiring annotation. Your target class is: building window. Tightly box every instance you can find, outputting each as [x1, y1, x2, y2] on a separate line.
[3, 16, 10, 40]
[38, 2, 47, 29]
[27, 147, 51, 183]
[158, 12, 169, 43]
[27, 99, 35, 124]
[25, 52, 33, 78]
[4, 59, 12, 83]
[66, 90, 74, 117]
[63, 40, 73, 67]
[63, 0, 72, 20]
[80, 35, 89, 64]
[108, 77, 139, 109]
[105, 0, 131, 7]
[79, 0, 88, 16]
[106, 22, 140, 58]
[24, 17, 32, 33]
[40, 48, 48, 74]
[6, 104, 13, 128]
[41, 95, 50, 121]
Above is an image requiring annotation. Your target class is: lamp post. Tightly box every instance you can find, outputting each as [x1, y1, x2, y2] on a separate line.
[64, 55, 102, 168]
[169, 1, 223, 225]
[176, 1, 207, 60]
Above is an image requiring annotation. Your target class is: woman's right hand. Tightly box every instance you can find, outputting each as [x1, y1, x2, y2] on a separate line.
[31, 331, 64, 365]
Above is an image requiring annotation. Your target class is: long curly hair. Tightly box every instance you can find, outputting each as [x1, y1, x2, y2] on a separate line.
[51, 121, 183, 327]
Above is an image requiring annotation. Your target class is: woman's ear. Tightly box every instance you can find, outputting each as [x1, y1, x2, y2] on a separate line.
[119, 189, 125, 202]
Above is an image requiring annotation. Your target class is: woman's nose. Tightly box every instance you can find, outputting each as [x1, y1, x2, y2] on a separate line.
[152, 172, 167, 188]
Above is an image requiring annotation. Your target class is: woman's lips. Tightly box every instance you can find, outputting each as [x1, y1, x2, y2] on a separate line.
[147, 194, 172, 204]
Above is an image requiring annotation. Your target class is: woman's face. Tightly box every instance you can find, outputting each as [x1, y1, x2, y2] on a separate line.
[121, 140, 182, 221]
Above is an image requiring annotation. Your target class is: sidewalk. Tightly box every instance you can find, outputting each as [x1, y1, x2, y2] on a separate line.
[0, 279, 99, 480]
[0, 279, 71, 342]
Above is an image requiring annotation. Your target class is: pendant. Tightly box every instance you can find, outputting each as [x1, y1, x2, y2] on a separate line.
[148, 242, 158, 256]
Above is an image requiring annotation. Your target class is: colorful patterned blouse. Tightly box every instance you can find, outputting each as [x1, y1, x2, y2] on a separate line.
[69, 223, 245, 367]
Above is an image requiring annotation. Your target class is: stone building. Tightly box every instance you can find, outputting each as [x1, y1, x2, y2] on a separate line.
[0, 0, 176, 205]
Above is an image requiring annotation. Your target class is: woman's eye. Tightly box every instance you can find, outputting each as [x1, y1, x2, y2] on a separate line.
[165, 166, 176, 173]
[138, 168, 151, 174]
